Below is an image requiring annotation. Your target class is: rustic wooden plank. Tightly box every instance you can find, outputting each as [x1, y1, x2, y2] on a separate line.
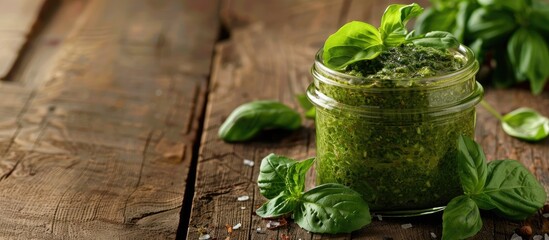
[0, 0, 46, 78]
[0, 0, 219, 238]
[188, 1, 345, 239]
[7, 0, 87, 87]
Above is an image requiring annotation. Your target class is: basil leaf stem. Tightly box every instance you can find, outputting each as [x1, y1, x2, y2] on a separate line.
[479, 100, 503, 121]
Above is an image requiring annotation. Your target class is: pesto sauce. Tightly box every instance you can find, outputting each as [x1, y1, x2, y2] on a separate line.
[345, 44, 466, 79]
[313, 45, 479, 210]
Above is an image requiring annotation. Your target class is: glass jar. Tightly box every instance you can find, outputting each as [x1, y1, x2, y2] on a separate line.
[307, 45, 483, 214]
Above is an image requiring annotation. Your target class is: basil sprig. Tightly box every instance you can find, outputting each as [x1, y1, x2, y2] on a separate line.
[256, 154, 371, 234]
[481, 100, 549, 141]
[218, 101, 301, 142]
[442, 136, 547, 239]
[415, 0, 549, 94]
[323, 3, 459, 70]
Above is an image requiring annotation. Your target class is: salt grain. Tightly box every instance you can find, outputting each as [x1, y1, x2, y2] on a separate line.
[233, 223, 242, 230]
[266, 221, 281, 229]
[240, 206, 246, 210]
[430, 232, 437, 238]
[401, 223, 412, 229]
[237, 195, 250, 201]
[376, 214, 383, 221]
[243, 159, 255, 167]
[198, 234, 211, 240]
[534, 235, 543, 240]
[511, 233, 523, 240]
[256, 227, 266, 234]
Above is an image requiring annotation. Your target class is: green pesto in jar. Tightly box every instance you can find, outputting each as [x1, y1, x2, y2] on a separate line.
[308, 45, 482, 211]
[345, 44, 466, 79]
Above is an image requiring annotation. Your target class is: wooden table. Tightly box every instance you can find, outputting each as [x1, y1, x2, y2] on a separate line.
[0, 0, 547, 239]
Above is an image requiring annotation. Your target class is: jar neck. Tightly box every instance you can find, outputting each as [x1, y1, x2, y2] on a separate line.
[308, 45, 483, 116]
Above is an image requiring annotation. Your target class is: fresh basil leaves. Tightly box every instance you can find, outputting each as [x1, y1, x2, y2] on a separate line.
[379, 3, 423, 47]
[480, 100, 549, 141]
[323, 3, 459, 70]
[507, 28, 549, 94]
[415, 0, 549, 94]
[406, 31, 459, 49]
[442, 195, 482, 240]
[294, 183, 371, 234]
[457, 135, 487, 195]
[502, 108, 549, 142]
[256, 154, 371, 234]
[218, 101, 301, 142]
[481, 160, 547, 220]
[322, 21, 383, 70]
[442, 135, 547, 239]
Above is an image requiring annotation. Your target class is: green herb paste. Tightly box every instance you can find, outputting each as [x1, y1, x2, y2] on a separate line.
[313, 45, 480, 211]
[345, 44, 466, 79]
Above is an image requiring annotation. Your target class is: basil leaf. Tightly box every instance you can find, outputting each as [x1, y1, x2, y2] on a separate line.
[478, 0, 527, 12]
[257, 154, 314, 199]
[467, 8, 517, 45]
[379, 3, 423, 47]
[285, 157, 315, 197]
[322, 21, 383, 70]
[531, 2, 549, 33]
[442, 195, 482, 240]
[502, 107, 549, 141]
[218, 101, 301, 142]
[469, 39, 485, 64]
[256, 191, 299, 218]
[457, 135, 488, 195]
[478, 160, 547, 220]
[492, 46, 517, 88]
[507, 28, 549, 95]
[430, 0, 462, 10]
[257, 154, 297, 199]
[296, 94, 316, 119]
[414, 8, 457, 36]
[294, 183, 371, 234]
[408, 31, 459, 49]
[454, 1, 477, 42]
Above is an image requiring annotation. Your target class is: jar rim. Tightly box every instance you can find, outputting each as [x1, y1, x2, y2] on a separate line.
[313, 45, 478, 90]
[307, 81, 483, 119]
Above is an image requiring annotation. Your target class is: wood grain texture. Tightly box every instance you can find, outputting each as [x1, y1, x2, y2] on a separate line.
[0, 0, 46, 78]
[8, 0, 87, 88]
[0, 0, 218, 238]
[189, 0, 549, 239]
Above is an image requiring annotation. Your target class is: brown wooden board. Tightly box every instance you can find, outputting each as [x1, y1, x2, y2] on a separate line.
[0, 0, 218, 238]
[0, 0, 46, 79]
[189, 0, 549, 239]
